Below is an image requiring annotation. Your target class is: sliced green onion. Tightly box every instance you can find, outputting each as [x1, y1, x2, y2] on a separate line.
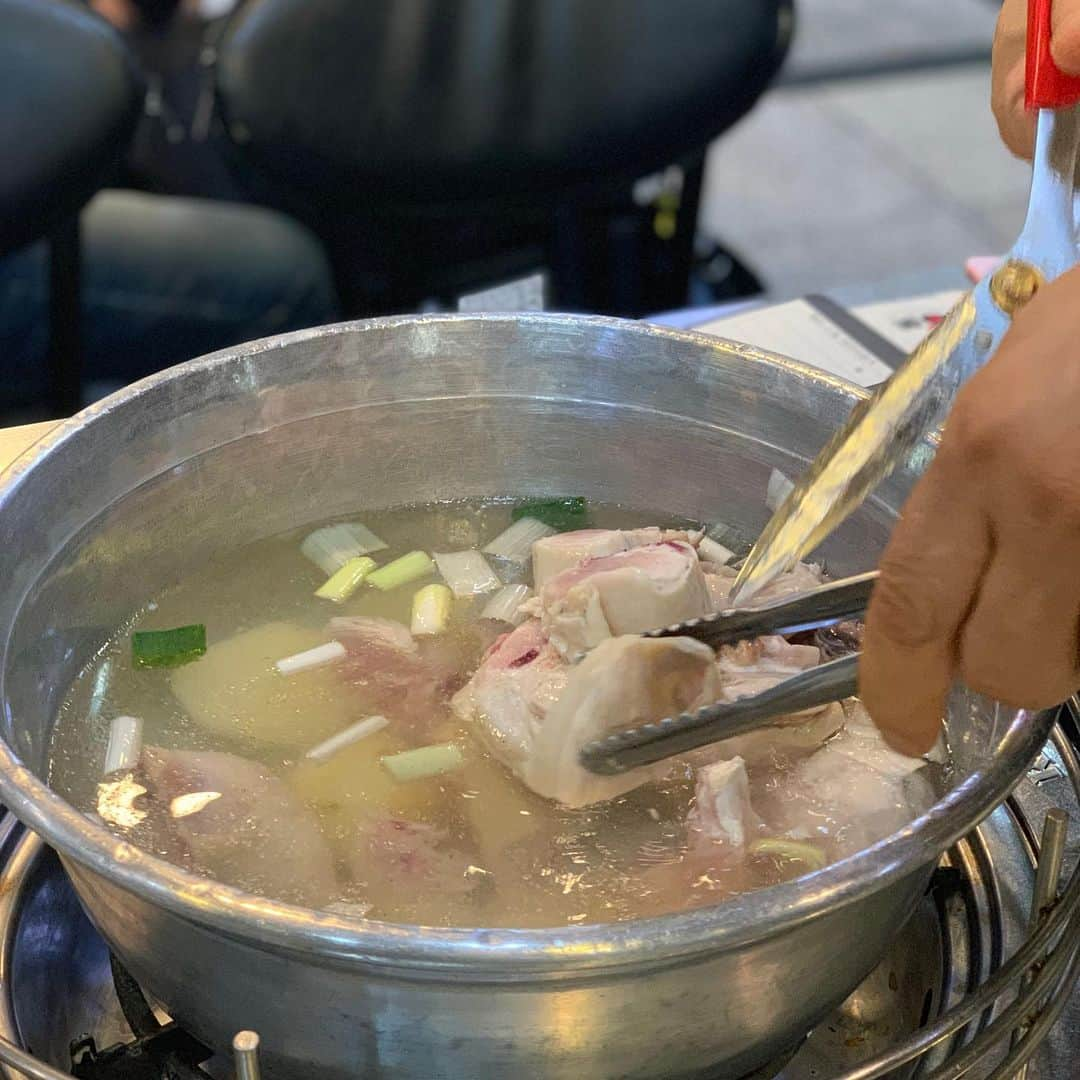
[698, 536, 735, 566]
[411, 583, 453, 635]
[132, 624, 206, 669]
[765, 469, 794, 512]
[103, 715, 142, 775]
[301, 522, 388, 576]
[482, 516, 555, 563]
[749, 837, 827, 870]
[275, 640, 347, 675]
[366, 551, 433, 592]
[381, 742, 465, 782]
[305, 715, 390, 762]
[511, 496, 587, 532]
[480, 583, 532, 625]
[433, 550, 500, 598]
[315, 555, 377, 602]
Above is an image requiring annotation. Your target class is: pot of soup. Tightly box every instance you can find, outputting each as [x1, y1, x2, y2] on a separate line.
[0, 314, 1054, 1079]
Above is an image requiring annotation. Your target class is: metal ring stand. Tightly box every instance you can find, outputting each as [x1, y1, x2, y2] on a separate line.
[0, 724, 1075, 1080]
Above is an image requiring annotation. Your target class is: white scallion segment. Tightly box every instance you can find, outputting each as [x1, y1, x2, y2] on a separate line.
[411, 584, 453, 636]
[382, 742, 465, 782]
[301, 523, 388, 576]
[315, 555, 377, 602]
[169, 791, 222, 818]
[433, 550, 501, 598]
[275, 640, 347, 676]
[698, 536, 735, 566]
[103, 715, 143, 775]
[366, 551, 434, 592]
[765, 468, 795, 512]
[749, 837, 826, 870]
[305, 716, 390, 762]
[481, 517, 555, 563]
[480, 584, 532, 625]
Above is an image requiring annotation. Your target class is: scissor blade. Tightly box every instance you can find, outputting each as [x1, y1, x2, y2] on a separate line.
[731, 293, 977, 606]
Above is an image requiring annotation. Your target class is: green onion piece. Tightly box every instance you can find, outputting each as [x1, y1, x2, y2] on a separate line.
[749, 838, 827, 871]
[511, 497, 587, 532]
[315, 556, 377, 602]
[366, 550, 433, 591]
[132, 624, 206, 669]
[381, 742, 465, 782]
[411, 583, 453, 635]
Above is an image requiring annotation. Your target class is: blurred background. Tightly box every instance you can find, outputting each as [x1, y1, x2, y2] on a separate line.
[0, 0, 1023, 422]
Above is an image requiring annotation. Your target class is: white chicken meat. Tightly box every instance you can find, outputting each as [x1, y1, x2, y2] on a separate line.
[530, 540, 711, 658]
[523, 634, 723, 807]
[689, 756, 761, 849]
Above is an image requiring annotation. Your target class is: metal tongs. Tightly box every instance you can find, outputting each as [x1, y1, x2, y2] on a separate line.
[731, 0, 1080, 605]
[578, 571, 875, 776]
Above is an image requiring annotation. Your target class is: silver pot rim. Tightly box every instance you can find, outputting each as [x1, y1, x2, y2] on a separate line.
[0, 313, 1055, 977]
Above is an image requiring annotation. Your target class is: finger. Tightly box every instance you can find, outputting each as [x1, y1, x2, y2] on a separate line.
[959, 527, 1080, 709]
[991, 0, 1035, 159]
[992, 59, 1037, 160]
[860, 456, 992, 757]
[1052, 0, 1080, 75]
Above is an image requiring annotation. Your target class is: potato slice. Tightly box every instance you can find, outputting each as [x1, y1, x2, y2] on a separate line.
[457, 754, 548, 863]
[170, 622, 354, 749]
[289, 729, 443, 837]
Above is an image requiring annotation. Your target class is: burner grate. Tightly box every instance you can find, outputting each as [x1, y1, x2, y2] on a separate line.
[68, 957, 213, 1080]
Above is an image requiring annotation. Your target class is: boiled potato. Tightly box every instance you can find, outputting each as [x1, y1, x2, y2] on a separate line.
[289, 729, 444, 837]
[170, 622, 355, 750]
[457, 754, 551, 863]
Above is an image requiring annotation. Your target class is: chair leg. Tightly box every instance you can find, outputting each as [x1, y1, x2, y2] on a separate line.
[47, 218, 82, 417]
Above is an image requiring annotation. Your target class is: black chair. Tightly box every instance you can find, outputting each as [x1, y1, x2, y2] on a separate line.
[215, 0, 793, 317]
[0, 0, 142, 414]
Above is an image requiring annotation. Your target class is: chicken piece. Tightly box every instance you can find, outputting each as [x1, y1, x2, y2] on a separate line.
[530, 527, 691, 588]
[524, 635, 722, 808]
[762, 712, 934, 857]
[451, 619, 569, 770]
[706, 702, 846, 767]
[703, 564, 738, 610]
[137, 746, 338, 906]
[750, 562, 825, 602]
[716, 634, 820, 701]
[700, 634, 838, 767]
[535, 541, 711, 658]
[331, 616, 468, 731]
[702, 561, 825, 613]
[689, 756, 761, 849]
[342, 816, 479, 925]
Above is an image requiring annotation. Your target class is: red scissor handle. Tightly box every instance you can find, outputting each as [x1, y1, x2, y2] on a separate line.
[1027, 0, 1080, 108]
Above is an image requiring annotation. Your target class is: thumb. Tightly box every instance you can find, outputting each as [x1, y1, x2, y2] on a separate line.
[860, 457, 990, 757]
[1052, 0, 1080, 75]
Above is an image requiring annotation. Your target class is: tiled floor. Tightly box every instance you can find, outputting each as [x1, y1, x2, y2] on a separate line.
[698, 2, 1032, 302]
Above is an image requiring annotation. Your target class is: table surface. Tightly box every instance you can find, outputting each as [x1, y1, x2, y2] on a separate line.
[0, 422, 57, 471]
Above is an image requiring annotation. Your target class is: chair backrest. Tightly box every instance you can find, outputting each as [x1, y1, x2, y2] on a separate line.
[216, 0, 793, 210]
[0, 0, 142, 256]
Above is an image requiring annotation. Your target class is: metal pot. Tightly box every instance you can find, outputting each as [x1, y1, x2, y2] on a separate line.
[0, 314, 1054, 1079]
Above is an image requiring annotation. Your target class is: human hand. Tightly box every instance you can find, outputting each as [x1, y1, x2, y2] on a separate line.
[993, 0, 1080, 160]
[860, 266, 1080, 756]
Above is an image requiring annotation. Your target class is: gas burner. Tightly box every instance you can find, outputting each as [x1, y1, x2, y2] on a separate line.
[69, 956, 213, 1080]
[0, 719, 1077, 1080]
